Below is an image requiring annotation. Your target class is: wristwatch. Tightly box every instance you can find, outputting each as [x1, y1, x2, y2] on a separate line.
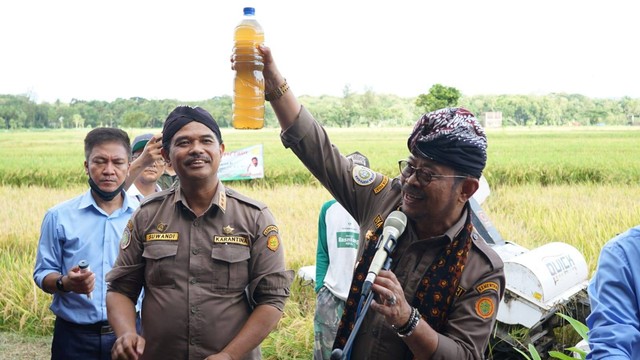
[55, 275, 68, 292]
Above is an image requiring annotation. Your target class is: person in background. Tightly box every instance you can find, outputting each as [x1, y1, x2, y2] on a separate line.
[157, 158, 177, 190]
[33, 128, 140, 360]
[245, 156, 263, 178]
[314, 151, 370, 360]
[586, 226, 640, 359]
[127, 133, 165, 201]
[106, 105, 294, 360]
[242, 45, 505, 359]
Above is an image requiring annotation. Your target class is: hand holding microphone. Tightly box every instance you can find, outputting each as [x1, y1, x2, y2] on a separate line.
[361, 211, 407, 297]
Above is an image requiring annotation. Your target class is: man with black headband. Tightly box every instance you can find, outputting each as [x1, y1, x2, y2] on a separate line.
[245, 46, 505, 359]
[33, 127, 140, 359]
[106, 105, 294, 360]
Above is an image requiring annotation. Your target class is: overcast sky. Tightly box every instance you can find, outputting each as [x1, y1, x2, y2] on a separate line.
[1, 0, 638, 103]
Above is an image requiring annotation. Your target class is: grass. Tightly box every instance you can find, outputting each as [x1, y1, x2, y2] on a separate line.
[2, 126, 640, 358]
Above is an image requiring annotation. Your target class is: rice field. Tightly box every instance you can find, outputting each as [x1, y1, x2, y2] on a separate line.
[1, 126, 639, 359]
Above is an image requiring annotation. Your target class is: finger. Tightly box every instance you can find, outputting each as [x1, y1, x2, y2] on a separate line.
[136, 337, 145, 356]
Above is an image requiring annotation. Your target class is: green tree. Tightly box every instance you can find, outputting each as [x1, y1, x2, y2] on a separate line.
[415, 84, 461, 113]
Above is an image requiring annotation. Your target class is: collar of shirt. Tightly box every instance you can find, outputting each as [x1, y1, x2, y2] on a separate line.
[173, 180, 227, 214]
[78, 189, 139, 215]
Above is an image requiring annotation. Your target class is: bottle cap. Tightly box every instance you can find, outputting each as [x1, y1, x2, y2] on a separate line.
[78, 260, 89, 269]
[243, 7, 255, 16]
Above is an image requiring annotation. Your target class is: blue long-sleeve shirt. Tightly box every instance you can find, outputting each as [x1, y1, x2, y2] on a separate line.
[587, 225, 640, 359]
[33, 189, 138, 325]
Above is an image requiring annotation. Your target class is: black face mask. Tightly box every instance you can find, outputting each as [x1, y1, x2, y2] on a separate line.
[88, 177, 124, 201]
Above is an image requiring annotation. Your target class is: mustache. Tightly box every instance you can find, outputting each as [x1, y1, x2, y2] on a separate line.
[401, 183, 422, 197]
[185, 155, 212, 165]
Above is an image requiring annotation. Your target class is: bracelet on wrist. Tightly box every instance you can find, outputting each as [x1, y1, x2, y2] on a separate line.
[265, 79, 289, 102]
[392, 307, 421, 338]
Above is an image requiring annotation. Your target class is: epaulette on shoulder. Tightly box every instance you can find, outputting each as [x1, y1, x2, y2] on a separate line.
[471, 231, 504, 271]
[224, 187, 266, 210]
[140, 188, 173, 207]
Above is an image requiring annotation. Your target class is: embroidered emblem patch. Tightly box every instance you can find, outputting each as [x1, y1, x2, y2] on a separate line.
[352, 165, 375, 186]
[145, 233, 179, 241]
[126, 220, 133, 231]
[373, 176, 389, 194]
[476, 281, 499, 294]
[213, 235, 249, 246]
[262, 225, 279, 236]
[475, 297, 495, 319]
[267, 235, 279, 252]
[223, 225, 234, 235]
[156, 222, 167, 232]
[120, 228, 131, 250]
[373, 214, 384, 229]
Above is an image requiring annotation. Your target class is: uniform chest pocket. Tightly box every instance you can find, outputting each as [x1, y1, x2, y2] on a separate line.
[211, 245, 251, 291]
[142, 242, 178, 288]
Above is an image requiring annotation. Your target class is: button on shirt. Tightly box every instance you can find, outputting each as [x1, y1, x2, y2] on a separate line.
[33, 189, 138, 324]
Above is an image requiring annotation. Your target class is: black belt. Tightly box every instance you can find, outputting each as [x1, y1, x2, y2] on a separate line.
[56, 312, 140, 335]
[57, 317, 113, 335]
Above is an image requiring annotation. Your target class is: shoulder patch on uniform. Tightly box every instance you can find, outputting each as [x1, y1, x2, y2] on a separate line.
[267, 235, 279, 252]
[139, 190, 168, 207]
[213, 235, 249, 246]
[471, 229, 504, 271]
[120, 228, 131, 250]
[126, 219, 133, 231]
[225, 187, 267, 210]
[475, 297, 495, 319]
[476, 281, 500, 294]
[262, 225, 279, 236]
[352, 166, 376, 186]
[373, 176, 389, 195]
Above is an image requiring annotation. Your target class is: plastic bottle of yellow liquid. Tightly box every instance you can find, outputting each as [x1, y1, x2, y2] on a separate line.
[233, 7, 264, 129]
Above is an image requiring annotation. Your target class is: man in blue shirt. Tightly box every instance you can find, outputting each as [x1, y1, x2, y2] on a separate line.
[587, 225, 640, 359]
[33, 127, 139, 360]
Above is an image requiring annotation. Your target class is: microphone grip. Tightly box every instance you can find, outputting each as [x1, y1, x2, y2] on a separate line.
[78, 260, 92, 300]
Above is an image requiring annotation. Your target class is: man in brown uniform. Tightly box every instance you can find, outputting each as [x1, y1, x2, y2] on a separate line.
[249, 47, 505, 359]
[106, 106, 294, 360]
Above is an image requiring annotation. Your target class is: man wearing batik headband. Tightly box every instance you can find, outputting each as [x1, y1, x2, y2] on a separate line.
[106, 105, 294, 360]
[246, 45, 505, 359]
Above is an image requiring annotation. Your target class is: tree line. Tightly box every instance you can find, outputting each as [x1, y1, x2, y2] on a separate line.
[1, 86, 639, 129]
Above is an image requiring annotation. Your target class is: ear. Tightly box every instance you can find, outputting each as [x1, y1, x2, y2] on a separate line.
[161, 147, 170, 163]
[219, 143, 225, 155]
[84, 160, 89, 175]
[459, 177, 479, 203]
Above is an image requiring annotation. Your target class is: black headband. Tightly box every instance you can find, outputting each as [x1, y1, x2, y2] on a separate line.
[162, 106, 222, 149]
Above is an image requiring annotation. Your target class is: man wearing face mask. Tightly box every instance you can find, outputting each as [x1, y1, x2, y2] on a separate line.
[33, 128, 140, 360]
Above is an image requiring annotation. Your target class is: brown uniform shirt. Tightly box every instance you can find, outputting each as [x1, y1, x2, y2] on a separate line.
[106, 182, 294, 360]
[281, 107, 505, 360]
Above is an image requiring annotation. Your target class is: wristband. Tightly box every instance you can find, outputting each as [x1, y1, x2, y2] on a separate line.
[55, 275, 69, 293]
[392, 307, 421, 338]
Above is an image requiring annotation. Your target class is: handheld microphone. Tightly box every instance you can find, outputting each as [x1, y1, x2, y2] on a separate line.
[361, 211, 407, 297]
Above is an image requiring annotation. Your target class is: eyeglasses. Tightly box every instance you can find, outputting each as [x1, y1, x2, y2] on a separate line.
[398, 160, 467, 186]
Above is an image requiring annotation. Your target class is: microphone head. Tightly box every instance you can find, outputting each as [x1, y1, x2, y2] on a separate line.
[330, 348, 344, 360]
[384, 210, 407, 236]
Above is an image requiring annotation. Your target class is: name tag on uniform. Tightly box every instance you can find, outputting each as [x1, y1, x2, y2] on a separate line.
[213, 236, 249, 246]
[146, 233, 179, 241]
